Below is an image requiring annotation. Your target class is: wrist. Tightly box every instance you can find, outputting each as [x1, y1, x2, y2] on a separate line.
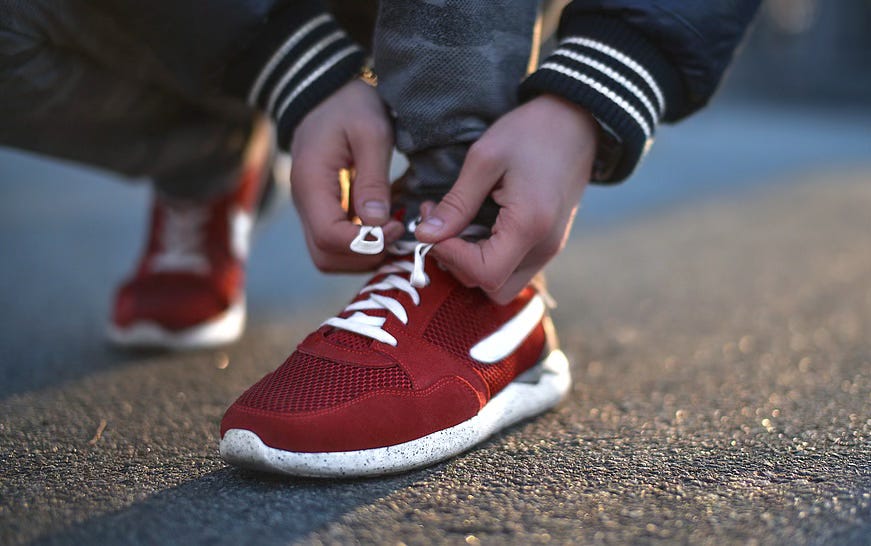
[519, 16, 684, 183]
[532, 93, 599, 161]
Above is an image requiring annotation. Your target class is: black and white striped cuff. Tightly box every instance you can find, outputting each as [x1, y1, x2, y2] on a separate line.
[520, 16, 683, 183]
[226, 6, 366, 150]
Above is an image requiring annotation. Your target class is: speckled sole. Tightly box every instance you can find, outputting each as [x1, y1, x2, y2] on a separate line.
[220, 349, 571, 478]
[107, 300, 245, 351]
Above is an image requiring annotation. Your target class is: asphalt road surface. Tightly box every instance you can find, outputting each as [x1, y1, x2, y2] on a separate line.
[2, 161, 869, 544]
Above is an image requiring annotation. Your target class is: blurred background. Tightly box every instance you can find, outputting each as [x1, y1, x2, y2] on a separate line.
[0, 0, 869, 371]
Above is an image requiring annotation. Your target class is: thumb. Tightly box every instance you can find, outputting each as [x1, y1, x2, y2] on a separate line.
[348, 124, 393, 226]
[414, 145, 503, 242]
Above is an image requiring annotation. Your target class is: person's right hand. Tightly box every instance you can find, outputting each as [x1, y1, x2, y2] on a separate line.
[290, 79, 404, 272]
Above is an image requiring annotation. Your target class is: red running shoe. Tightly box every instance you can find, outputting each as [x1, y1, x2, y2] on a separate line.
[220, 230, 571, 477]
[108, 120, 272, 350]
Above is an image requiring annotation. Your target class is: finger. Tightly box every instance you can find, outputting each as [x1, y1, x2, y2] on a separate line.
[429, 238, 480, 288]
[431, 211, 536, 293]
[418, 200, 437, 220]
[306, 220, 405, 273]
[382, 219, 406, 245]
[291, 162, 363, 254]
[348, 121, 393, 226]
[305, 236, 383, 273]
[304, 220, 404, 273]
[485, 223, 567, 303]
[486, 263, 541, 305]
[414, 142, 505, 242]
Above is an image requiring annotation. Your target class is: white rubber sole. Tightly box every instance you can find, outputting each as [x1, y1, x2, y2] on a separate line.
[220, 349, 571, 478]
[107, 299, 245, 351]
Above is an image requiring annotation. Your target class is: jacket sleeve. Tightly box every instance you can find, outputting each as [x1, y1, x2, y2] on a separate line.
[221, 1, 366, 150]
[519, 1, 761, 182]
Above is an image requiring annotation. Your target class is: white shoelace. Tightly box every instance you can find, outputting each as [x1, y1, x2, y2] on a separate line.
[151, 203, 209, 273]
[322, 226, 433, 347]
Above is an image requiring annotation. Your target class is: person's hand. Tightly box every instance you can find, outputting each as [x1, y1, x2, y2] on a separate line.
[290, 79, 404, 272]
[414, 94, 598, 304]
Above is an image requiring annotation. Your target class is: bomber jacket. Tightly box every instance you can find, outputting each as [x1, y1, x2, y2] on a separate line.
[110, 0, 760, 183]
[519, 1, 762, 181]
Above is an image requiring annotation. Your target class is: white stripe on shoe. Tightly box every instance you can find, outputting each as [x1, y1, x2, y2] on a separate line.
[469, 295, 547, 364]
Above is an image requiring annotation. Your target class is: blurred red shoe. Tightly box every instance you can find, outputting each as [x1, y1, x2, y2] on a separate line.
[108, 120, 272, 350]
[220, 233, 571, 477]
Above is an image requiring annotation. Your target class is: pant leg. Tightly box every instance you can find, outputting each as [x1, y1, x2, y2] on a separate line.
[372, 0, 541, 226]
[0, 0, 253, 200]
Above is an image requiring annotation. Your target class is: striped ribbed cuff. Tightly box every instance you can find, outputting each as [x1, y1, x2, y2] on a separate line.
[520, 16, 684, 183]
[225, 5, 366, 150]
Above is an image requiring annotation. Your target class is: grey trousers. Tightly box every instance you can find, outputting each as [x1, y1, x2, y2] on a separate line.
[374, 0, 541, 226]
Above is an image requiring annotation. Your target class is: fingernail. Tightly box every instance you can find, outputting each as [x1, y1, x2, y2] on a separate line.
[362, 200, 388, 219]
[416, 216, 444, 236]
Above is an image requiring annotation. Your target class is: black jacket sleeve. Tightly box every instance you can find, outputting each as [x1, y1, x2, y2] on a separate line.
[221, 1, 367, 150]
[519, 0, 761, 182]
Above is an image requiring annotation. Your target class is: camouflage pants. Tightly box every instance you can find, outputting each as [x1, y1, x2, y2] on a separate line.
[373, 0, 541, 225]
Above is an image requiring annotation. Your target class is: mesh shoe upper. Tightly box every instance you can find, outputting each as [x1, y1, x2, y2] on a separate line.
[237, 352, 413, 414]
[221, 253, 550, 453]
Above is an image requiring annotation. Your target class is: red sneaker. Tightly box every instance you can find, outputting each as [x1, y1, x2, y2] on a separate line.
[108, 120, 272, 350]
[220, 235, 571, 477]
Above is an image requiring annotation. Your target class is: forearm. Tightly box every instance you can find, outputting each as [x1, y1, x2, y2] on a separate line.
[520, 0, 761, 182]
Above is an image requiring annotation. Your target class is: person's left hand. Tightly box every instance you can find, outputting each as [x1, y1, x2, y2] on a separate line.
[290, 78, 404, 273]
[414, 94, 598, 304]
